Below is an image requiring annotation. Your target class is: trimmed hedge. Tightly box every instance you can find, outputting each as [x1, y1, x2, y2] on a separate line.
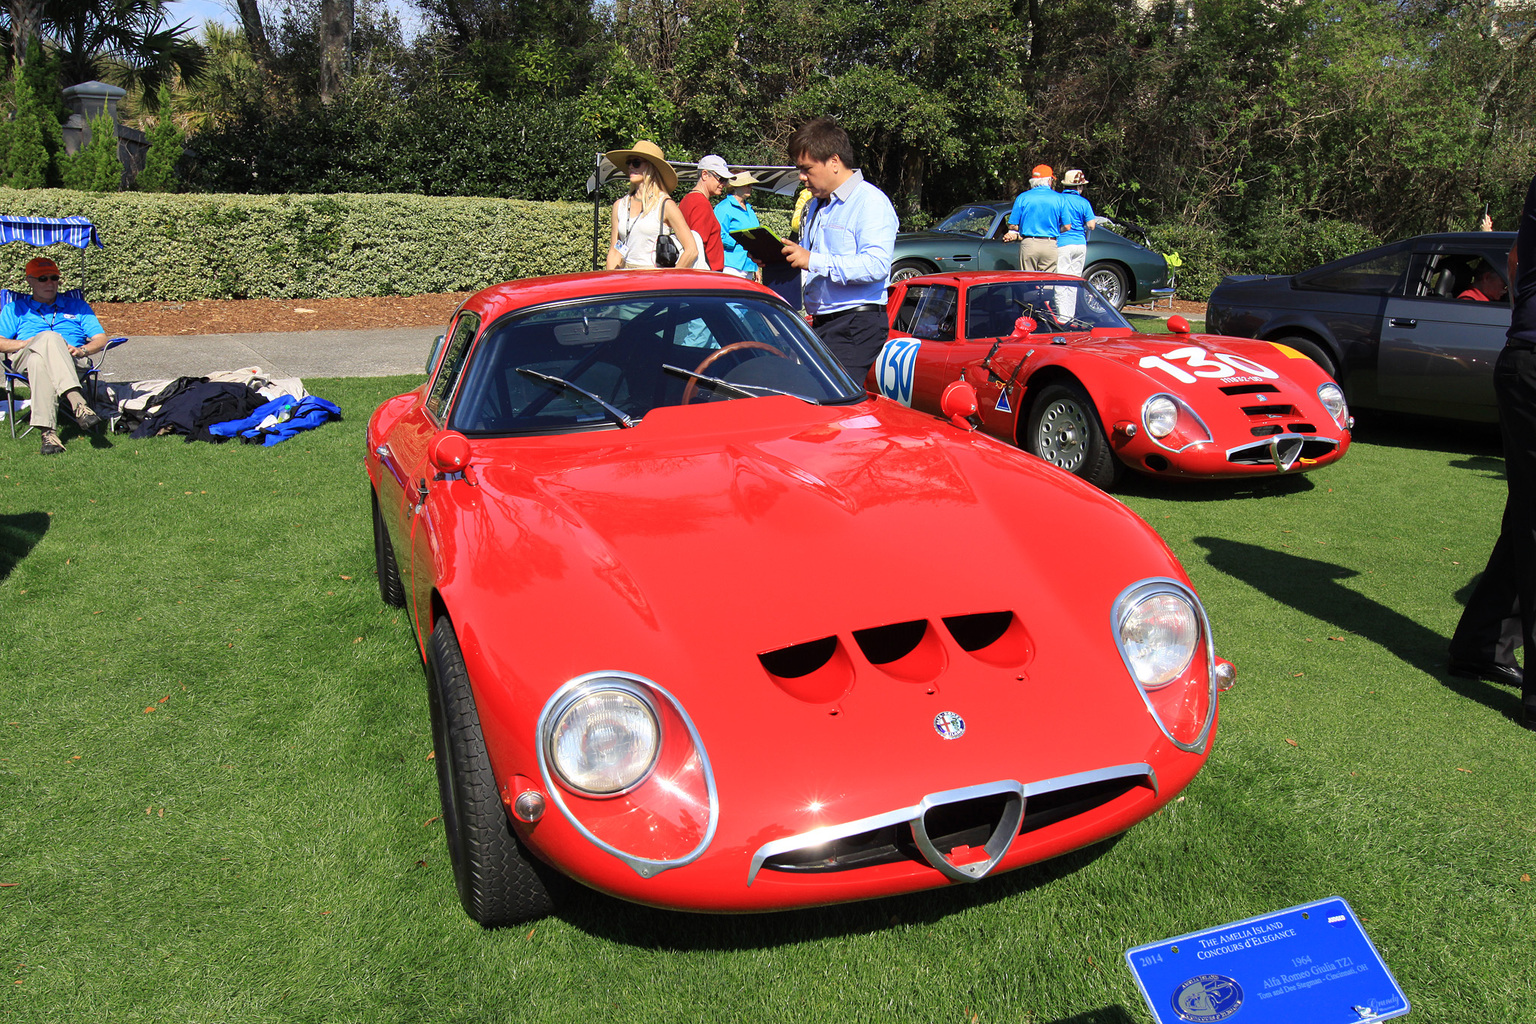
[0, 189, 603, 301]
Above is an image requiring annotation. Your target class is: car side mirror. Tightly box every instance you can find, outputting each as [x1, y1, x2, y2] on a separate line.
[428, 431, 471, 474]
[1166, 315, 1191, 335]
[426, 334, 446, 375]
[940, 380, 979, 430]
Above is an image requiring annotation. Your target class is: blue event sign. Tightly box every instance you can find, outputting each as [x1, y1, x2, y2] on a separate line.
[1125, 897, 1410, 1023]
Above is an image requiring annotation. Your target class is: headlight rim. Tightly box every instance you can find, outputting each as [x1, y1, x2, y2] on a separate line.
[1317, 382, 1348, 428]
[1110, 577, 1218, 755]
[1143, 394, 1179, 438]
[544, 680, 661, 798]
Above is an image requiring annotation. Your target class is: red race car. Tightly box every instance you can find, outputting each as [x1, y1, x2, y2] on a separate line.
[367, 270, 1228, 926]
[871, 271, 1352, 488]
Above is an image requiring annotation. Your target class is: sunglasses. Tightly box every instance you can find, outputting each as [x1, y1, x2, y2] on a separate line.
[627, 158, 647, 170]
[29, 275, 59, 282]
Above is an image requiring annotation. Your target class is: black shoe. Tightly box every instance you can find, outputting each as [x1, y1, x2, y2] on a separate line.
[39, 429, 64, 455]
[72, 406, 101, 430]
[1522, 705, 1536, 732]
[1447, 657, 1524, 687]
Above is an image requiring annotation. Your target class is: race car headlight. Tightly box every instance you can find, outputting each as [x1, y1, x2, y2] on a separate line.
[1143, 395, 1178, 438]
[547, 683, 660, 795]
[1318, 383, 1348, 428]
[1117, 590, 1199, 690]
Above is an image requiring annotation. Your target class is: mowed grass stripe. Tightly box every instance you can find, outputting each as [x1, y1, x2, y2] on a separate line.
[1, 378, 1531, 1023]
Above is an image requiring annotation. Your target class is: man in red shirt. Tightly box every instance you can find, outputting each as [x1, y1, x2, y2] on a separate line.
[680, 154, 729, 270]
[1459, 264, 1507, 302]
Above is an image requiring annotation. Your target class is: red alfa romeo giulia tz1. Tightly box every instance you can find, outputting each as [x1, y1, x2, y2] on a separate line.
[367, 269, 1229, 926]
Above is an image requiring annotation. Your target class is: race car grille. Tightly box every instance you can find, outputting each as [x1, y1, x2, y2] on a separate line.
[1241, 403, 1295, 418]
[750, 766, 1154, 882]
[1227, 435, 1339, 468]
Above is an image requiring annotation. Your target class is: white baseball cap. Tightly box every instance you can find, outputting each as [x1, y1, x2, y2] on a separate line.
[697, 154, 731, 178]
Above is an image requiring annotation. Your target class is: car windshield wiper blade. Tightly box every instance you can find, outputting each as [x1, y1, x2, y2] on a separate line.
[515, 367, 633, 428]
[662, 364, 818, 404]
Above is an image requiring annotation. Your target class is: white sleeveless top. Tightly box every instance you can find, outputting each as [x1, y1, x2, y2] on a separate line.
[616, 195, 667, 269]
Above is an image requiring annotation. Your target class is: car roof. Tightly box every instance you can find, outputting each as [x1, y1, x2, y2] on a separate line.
[897, 270, 1084, 287]
[460, 269, 778, 318]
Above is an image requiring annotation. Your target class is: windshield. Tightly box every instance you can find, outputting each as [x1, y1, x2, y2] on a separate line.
[964, 279, 1132, 338]
[449, 292, 863, 435]
[934, 206, 1000, 237]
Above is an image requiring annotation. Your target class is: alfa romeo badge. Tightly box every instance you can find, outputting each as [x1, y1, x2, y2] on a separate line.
[933, 711, 966, 740]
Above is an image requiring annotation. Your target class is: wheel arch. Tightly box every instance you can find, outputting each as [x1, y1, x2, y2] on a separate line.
[1259, 326, 1342, 379]
[1016, 365, 1099, 447]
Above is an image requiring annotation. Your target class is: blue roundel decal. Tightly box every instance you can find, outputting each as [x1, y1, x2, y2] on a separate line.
[1172, 974, 1243, 1022]
[875, 337, 922, 407]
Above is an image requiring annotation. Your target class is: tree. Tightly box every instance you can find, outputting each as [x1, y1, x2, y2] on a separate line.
[5, 40, 63, 187]
[318, 0, 351, 103]
[135, 83, 180, 190]
[59, 111, 119, 189]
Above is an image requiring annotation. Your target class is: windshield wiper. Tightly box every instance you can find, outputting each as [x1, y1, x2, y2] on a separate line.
[662, 364, 818, 404]
[516, 367, 633, 428]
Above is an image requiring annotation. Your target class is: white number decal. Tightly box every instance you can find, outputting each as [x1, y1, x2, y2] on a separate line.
[1139, 346, 1279, 382]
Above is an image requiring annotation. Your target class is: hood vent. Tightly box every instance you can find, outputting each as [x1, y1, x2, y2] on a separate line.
[1220, 383, 1280, 396]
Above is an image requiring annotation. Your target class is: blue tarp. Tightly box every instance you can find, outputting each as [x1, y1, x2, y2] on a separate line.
[0, 216, 105, 249]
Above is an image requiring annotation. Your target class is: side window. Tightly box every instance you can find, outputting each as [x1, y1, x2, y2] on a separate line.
[1406, 251, 1508, 303]
[892, 284, 958, 341]
[425, 311, 480, 422]
[1295, 248, 1410, 295]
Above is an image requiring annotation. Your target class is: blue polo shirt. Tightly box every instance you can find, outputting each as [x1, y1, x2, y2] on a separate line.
[0, 292, 104, 348]
[1008, 186, 1065, 238]
[1057, 190, 1097, 246]
[715, 194, 762, 275]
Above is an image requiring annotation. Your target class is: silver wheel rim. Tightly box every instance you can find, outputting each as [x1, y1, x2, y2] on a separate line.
[1035, 398, 1091, 471]
[1087, 268, 1124, 307]
[891, 265, 925, 283]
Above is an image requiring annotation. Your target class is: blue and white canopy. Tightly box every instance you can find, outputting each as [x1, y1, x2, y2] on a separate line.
[0, 216, 104, 249]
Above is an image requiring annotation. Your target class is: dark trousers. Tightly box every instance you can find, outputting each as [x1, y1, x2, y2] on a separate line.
[812, 308, 888, 389]
[1452, 345, 1536, 709]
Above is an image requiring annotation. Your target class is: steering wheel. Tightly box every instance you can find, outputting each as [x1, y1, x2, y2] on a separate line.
[681, 341, 789, 403]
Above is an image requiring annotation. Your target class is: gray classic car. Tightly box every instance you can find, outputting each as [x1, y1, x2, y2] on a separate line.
[1205, 232, 1514, 423]
[892, 201, 1175, 310]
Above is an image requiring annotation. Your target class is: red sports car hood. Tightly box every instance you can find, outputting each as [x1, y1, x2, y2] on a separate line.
[1048, 330, 1321, 397]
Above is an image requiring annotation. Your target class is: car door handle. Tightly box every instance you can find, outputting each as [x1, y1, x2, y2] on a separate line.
[1389, 318, 1417, 328]
[408, 478, 428, 517]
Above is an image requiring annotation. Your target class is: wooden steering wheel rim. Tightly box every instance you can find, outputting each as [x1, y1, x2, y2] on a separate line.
[681, 341, 789, 404]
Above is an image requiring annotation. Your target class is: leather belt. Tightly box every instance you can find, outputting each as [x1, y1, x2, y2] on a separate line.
[810, 303, 885, 327]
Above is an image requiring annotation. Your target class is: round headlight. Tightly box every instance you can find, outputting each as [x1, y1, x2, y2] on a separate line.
[1119, 592, 1200, 689]
[1144, 395, 1178, 438]
[548, 686, 659, 795]
[1318, 383, 1347, 425]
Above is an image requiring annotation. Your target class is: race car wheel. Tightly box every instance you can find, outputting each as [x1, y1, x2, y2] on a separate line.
[1024, 382, 1121, 490]
[1273, 334, 1339, 380]
[891, 259, 934, 284]
[427, 616, 558, 926]
[1084, 262, 1129, 310]
[372, 489, 407, 608]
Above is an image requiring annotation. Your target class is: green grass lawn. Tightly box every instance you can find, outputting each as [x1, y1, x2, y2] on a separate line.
[2, 379, 1532, 1024]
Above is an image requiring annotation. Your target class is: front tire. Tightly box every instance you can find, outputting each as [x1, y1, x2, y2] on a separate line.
[1024, 382, 1121, 490]
[891, 259, 934, 284]
[1273, 334, 1339, 380]
[372, 490, 406, 608]
[1084, 262, 1130, 310]
[427, 616, 558, 926]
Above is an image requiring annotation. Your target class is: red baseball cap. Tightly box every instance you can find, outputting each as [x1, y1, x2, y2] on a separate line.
[1031, 164, 1054, 179]
[25, 257, 58, 277]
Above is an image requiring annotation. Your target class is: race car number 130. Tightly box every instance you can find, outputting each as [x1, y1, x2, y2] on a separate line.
[1139, 346, 1279, 384]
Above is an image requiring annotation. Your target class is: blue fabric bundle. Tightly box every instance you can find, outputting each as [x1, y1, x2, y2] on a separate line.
[208, 395, 342, 446]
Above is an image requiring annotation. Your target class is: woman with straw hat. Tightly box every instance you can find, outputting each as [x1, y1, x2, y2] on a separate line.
[715, 170, 764, 280]
[604, 140, 698, 271]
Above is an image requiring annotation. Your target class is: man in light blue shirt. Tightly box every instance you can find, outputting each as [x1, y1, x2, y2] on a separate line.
[781, 117, 898, 384]
[1002, 165, 1066, 272]
[0, 256, 106, 454]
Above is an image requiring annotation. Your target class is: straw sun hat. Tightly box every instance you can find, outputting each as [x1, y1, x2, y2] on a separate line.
[605, 140, 678, 193]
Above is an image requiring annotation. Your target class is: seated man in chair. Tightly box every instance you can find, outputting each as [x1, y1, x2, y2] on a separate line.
[0, 257, 109, 454]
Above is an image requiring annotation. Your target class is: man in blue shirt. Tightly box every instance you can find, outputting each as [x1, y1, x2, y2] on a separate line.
[781, 117, 899, 384]
[0, 257, 107, 454]
[1450, 171, 1536, 730]
[1055, 169, 1107, 318]
[1003, 165, 1066, 272]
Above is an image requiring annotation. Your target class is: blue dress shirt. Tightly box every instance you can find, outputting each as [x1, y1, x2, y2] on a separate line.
[715, 195, 762, 275]
[801, 170, 899, 314]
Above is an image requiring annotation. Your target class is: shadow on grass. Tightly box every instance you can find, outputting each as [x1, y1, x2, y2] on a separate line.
[555, 837, 1121, 950]
[1193, 536, 1523, 718]
[1043, 1008, 1137, 1024]
[0, 510, 49, 582]
[1348, 409, 1502, 456]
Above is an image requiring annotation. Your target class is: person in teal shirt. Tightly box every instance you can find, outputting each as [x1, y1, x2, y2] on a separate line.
[0, 256, 106, 454]
[716, 171, 764, 279]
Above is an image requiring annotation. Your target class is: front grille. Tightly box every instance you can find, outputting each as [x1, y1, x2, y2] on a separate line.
[1241, 404, 1295, 417]
[754, 768, 1152, 878]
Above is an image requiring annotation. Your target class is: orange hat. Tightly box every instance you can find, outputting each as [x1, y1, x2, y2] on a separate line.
[1031, 164, 1054, 179]
[25, 257, 58, 277]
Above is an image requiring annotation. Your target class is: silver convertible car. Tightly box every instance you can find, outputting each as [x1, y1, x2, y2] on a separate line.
[892, 201, 1175, 310]
[1206, 232, 1514, 423]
